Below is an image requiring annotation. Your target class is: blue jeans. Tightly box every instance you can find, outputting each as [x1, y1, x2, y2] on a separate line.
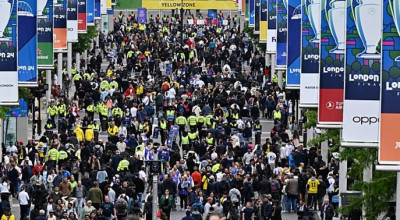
[281, 195, 288, 211]
[287, 194, 297, 212]
[137, 193, 143, 209]
[104, 217, 113, 220]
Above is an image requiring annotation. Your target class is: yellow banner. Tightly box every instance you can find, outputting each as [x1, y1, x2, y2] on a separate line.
[259, 21, 267, 42]
[142, 0, 238, 9]
[107, 0, 112, 9]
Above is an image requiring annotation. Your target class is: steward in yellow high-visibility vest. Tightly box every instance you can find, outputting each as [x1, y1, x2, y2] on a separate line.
[58, 103, 67, 117]
[46, 147, 58, 162]
[117, 158, 130, 172]
[273, 109, 282, 120]
[188, 114, 198, 128]
[188, 131, 198, 143]
[57, 150, 68, 164]
[176, 115, 187, 126]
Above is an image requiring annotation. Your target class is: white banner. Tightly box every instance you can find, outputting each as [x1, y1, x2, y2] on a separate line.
[0, 72, 18, 104]
[267, 30, 276, 52]
[299, 73, 319, 107]
[101, 0, 107, 15]
[342, 100, 380, 143]
[67, 20, 78, 42]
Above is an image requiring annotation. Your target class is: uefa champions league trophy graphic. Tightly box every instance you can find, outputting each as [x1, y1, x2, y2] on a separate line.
[327, 0, 346, 54]
[38, 0, 48, 17]
[308, 0, 321, 43]
[0, 0, 13, 41]
[389, 0, 400, 61]
[353, 0, 382, 59]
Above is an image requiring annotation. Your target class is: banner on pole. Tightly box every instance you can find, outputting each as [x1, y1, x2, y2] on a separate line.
[245, 0, 249, 20]
[78, 0, 87, 33]
[18, 0, 38, 85]
[286, 0, 301, 88]
[318, 0, 345, 125]
[260, 0, 267, 42]
[249, 0, 255, 26]
[101, 0, 107, 14]
[0, 0, 18, 104]
[38, 0, 54, 67]
[267, 0, 276, 52]
[299, 0, 319, 107]
[54, 0, 67, 52]
[67, 0, 78, 42]
[276, 0, 287, 67]
[380, 0, 399, 164]
[87, 0, 95, 25]
[106, 0, 111, 9]
[242, 0, 245, 15]
[342, 0, 381, 144]
[95, 0, 101, 19]
[254, 0, 260, 33]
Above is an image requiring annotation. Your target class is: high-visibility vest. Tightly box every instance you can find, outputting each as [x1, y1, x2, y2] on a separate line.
[108, 125, 118, 136]
[232, 113, 239, 120]
[188, 132, 197, 140]
[117, 160, 130, 171]
[273, 111, 281, 119]
[160, 121, 167, 129]
[58, 104, 66, 116]
[188, 116, 197, 126]
[197, 116, 205, 125]
[46, 149, 58, 161]
[206, 115, 214, 125]
[93, 124, 100, 131]
[255, 124, 261, 130]
[206, 137, 214, 145]
[58, 151, 68, 162]
[138, 123, 144, 132]
[87, 104, 94, 113]
[166, 110, 175, 120]
[85, 128, 94, 141]
[181, 136, 189, 145]
[176, 116, 187, 125]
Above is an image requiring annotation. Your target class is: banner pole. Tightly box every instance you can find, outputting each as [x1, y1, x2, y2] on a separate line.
[271, 53, 276, 81]
[46, 70, 52, 102]
[58, 53, 63, 90]
[339, 149, 347, 219]
[76, 52, 81, 73]
[397, 172, 400, 218]
[277, 69, 283, 88]
[67, 42, 72, 79]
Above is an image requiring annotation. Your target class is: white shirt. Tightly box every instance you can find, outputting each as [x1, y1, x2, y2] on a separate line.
[130, 107, 138, 118]
[280, 147, 286, 159]
[139, 170, 147, 183]
[285, 145, 294, 157]
[267, 152, 277, 164]
[327, 177, 335, 193]
[167, 88, 176, 99]
[18, 191, 30, 205]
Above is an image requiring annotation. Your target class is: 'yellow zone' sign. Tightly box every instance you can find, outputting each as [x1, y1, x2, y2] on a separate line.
[142, 0, 238, 9]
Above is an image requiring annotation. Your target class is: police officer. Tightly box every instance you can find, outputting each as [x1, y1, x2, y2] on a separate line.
[187, 113, 198, 131]
[254, 120, 262, 145]
[117, 156, 130, 172]
[175, 113, 187, 138]
[57, 148, 68, 167]
[86, 102, 95, 122]
[159, 117, 168, 145]
[46, 145, 59, 171]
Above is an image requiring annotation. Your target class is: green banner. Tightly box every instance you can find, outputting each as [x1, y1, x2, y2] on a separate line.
[114, 0, 142, 9]
[37, 0, 54, 67]
[38, 42, 54, 66]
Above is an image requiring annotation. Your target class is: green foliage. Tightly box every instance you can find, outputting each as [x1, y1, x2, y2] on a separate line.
[243, 23, 266, 53]
[305, 110, 396, 219]
[19, 88, 33, 100]
[303, 109, 317, 128]
[72, 26, 98, 54]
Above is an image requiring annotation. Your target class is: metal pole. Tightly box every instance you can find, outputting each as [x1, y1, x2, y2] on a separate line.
[76, 52, 81, 73]
[67, 42, 72, 79]
[152, 175, 158, 220]
[277, 69, 283, 88]
[397, 172, 400, 219]
[84, 50, 88, 70]
[46, 70, 52, 102]
[363, 165, 372, 219]
[271, 53, 276, 82]
[339, 147, 347, 219]
[58, 53, 63, 90]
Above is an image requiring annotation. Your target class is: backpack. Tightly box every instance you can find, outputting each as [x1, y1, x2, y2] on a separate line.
[271, 180, 278, 192]
[162, 83, 169, 92]
[136, 85, 144, 95]
[115, 198, 128, 215]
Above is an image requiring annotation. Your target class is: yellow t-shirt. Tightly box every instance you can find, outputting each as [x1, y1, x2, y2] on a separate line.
[307, 179, 320, 194]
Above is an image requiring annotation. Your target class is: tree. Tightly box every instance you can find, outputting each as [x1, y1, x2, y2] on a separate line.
[0, 88, 33, 120]
[72, 25, 98, 54]
[305, 109, 396, 219]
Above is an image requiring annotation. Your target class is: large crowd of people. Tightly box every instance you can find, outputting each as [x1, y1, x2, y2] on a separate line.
[2, 9, 339, 220]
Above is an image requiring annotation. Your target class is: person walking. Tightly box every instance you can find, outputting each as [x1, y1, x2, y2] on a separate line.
[159, 189, 175, 220]
[18, 185, 30, 220]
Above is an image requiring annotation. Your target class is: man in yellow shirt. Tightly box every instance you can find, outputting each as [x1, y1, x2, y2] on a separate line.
[108, 121, 119, 143]
[307, 174, 320, 210]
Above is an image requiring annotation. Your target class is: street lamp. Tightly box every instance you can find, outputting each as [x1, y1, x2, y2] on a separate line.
[180, 0, 184, 45]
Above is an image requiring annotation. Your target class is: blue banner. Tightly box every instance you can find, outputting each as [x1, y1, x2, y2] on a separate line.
[0, 0, 18, 103]
[276, 0, 287, 66]
[87, 0, 95, 25]
[250, 0, 255, 26]
[208, 9, 217, 19]
[320, 0, 344, 89]
[345, 0, 381, 101]
[300, 0, 320, 106]
[255, 0, 260, 32]
[286, 0, 301, 87]
[267, 0, 277, 52]
[18, 0, 37, 84]
[382, 0, 399, 113]
[138, 8, 147, 24]
[6, 99, 28, 117]
[95, 0, 100, 19]
[0, 0, 18, 71]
